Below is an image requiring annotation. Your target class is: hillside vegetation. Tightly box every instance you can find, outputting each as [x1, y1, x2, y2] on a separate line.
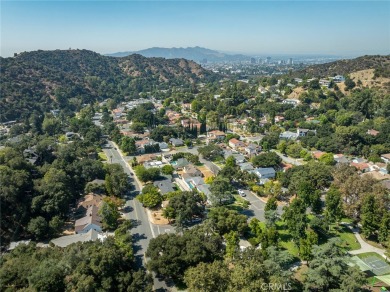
[0, 49, 218, 122]
[292, 55, 390, 78]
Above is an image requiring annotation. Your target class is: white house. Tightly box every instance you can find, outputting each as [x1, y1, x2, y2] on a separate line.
[333, 75, 345, 83]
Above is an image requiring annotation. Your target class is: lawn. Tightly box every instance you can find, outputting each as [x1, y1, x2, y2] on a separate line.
[98, 151, 108, 161]
[276, 221, 300, 257]
[330, 225, 361, 251]
[356, 252, 384, 261]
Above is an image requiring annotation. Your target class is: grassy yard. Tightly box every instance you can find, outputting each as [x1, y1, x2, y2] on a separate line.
[330, 225, 361, 251]
[275, 221, 300, 257]
[356, 252, 384, 261]
[98, 151, 108, 161]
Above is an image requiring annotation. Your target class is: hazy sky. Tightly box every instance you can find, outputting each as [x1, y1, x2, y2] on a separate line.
[1, 1, 389, 57]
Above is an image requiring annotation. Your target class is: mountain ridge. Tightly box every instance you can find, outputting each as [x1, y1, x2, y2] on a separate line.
[0, 49, 219, 122]
[106, 46, 251, 62]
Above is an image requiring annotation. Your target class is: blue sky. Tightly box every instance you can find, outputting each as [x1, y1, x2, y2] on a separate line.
[1, 1, 389, 57]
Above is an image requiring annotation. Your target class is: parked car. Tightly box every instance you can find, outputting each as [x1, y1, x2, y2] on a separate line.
[238, 189, 246, 197]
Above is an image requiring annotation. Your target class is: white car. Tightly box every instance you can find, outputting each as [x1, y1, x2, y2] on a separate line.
[238, 189, 246, 197]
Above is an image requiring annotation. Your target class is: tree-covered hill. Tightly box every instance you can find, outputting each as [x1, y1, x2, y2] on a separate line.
[292, 55, 390, 78]
[0, 49, 219, 122]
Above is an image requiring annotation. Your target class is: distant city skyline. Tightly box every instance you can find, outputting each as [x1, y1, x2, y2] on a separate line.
[1, 1, 389, 58]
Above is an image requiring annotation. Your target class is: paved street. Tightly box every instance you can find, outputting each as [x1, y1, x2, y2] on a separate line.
[240, 190, 284, 221]
[102, 142, 174, 291]
[271, 149, 303, 166]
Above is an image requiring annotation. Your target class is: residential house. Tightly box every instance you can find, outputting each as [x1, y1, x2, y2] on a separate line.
[239, 162, 254, 172]
[334, 154, 349, 164]
[245, 143, 262, 158]
[51, 229, 107, 248]
[159, 142, 170, 151]
[229, 138, 245, 150]
[207, 130, 226, 143]
[23, 148, 39, 165]
[297, 128, 313, 137]
[135, 139, 158, 153]
[367, 129, 380, 136]
[183, 164, 203, 177]
[333, 75, 345, 83]
[77, 194, 103, 212]
[252, 167, 276, 179]
[312, 151, 326, 160]
[172, 158, 190, 169]
[351, 162, 370, 172]
[381, 153, 390, 164]
[75, 205, 102, 234]
[279, 131, 298, 140]
[137, 154, 157, 164]
[319, 79, 331, 87]
[154, 179, 175, 194]
[274, 116, 285, 123]
[169, 138, 184, 147]
[282, 99, 300, 107]
[232, 153, 246, 164]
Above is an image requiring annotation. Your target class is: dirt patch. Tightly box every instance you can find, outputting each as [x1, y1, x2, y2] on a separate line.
[288, 86, 305, 99]
[197, 165, 215, 179]
[150, 210, 170, 225]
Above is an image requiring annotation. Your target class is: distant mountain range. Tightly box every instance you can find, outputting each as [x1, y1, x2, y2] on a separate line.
[106, 46, 251, 62]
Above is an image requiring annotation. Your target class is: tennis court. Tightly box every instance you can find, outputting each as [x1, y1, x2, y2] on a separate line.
[350, 255, 390, 276]
[363, 256, 390, 276]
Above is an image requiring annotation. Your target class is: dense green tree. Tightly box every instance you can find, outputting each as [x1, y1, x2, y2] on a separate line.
[99, 198, 121, 230]
[27, 216, 49, 240]
[134, 165, 161, 182]
[146, 225, 223, 280]
[137, 186, 162, 208]
[303, 238, 366, 291]
[282, 198, 308, 243]
[121, 136, 136, 154]
[209, 177, 234, 206]
[161, 164, 175, 175]
[361, 194, 380, 238]
[198, 144, 223, 161]
[207, 207, 248, 236]
[162, 191, 204, 227]
[251, 152, 281, 168]
[325, 187, 344, 225]
[105, 163, 130, 197]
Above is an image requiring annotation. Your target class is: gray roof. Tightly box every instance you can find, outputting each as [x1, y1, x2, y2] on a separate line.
[154, 179, 174, 194]
[75, 205, 102, 233]
[197, 184, 211, 196]
[51, 229, 99, 248]
[253, 167, 276, 177]
[8, 240, 31, 250]
[239, 162, 254, 171]
[169, 138, 184, 146]
[173, 158, 190, 168]
[159, 142, 169, 149]
[190, 176, 205, 187]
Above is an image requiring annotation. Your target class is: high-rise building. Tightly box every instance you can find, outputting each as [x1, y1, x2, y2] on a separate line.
[288, 58, 293, 65]
[266, 57, 271, 63]
[250, 58, 256, 64]
[258, 58, 263, 64]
